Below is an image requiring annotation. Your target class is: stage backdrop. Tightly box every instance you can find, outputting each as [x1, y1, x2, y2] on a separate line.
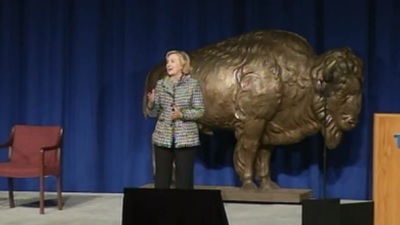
[0, 0, 399, 200]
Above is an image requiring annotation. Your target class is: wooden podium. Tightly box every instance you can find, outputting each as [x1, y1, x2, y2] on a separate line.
[373, 113, 400, 225]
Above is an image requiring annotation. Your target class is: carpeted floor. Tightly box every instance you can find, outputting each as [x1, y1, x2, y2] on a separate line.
[0, 191, 302, 225]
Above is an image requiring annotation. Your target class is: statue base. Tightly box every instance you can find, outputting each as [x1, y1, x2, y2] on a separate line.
[141, 183, 312, 203]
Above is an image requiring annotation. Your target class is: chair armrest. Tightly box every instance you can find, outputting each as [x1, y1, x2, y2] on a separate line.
[40, 144, 61, 169]
[41, 144, 61, 152]
[0, 138, 12, 149]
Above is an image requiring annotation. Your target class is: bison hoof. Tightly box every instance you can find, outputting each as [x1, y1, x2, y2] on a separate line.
[259, 180, 280, 191]
[241, 181, 258, 191]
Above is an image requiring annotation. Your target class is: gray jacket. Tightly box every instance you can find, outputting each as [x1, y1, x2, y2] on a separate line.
[147, 75, 205, 148]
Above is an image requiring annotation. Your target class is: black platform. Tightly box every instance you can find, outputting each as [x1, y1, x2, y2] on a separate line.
[302, 198, 374, 225]
[122, 187, 229, 225]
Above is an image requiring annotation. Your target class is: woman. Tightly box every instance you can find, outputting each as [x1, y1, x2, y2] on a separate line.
[146, 50, 205, 189]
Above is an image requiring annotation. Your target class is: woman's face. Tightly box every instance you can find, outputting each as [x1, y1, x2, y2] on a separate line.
[166, 53, 184, 76]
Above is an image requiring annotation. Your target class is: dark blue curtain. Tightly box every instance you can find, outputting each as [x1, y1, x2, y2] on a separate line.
[0, 0, 398, 200]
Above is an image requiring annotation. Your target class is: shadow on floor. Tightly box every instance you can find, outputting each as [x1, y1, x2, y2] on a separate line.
[0, 194, 99, 209]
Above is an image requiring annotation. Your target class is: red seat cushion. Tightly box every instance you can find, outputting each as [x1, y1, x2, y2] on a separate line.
[0, 162, 59, 178]
[0, 125, 62, 178]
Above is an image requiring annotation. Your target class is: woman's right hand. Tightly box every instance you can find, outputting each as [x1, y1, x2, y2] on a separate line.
[147, 89, 156, 103]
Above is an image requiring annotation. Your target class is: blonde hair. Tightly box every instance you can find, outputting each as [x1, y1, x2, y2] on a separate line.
[165, 50, 192, 74]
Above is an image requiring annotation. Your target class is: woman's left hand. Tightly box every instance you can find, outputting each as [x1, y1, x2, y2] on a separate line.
[170, 104, 183, 120]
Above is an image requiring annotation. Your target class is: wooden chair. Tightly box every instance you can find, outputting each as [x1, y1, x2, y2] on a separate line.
[0, 125, 63, 214]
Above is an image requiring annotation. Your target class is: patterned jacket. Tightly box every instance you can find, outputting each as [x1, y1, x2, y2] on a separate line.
[147, 75, 205, 148]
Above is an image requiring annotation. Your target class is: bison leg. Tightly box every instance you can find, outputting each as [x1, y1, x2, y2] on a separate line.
[233, 119, 265, 191]
[255, 146, 279, 190]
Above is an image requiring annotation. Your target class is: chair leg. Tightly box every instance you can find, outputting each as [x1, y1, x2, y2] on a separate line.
[8, 177, 15, 208]
[57, 175, 63, 210]
[39, 175, 45, 214]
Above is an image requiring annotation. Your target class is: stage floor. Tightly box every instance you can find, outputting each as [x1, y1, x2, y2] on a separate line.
[0, 191, 303, 225]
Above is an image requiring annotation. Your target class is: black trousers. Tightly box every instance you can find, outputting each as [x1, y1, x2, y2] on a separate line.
[154, 144, 197, 189]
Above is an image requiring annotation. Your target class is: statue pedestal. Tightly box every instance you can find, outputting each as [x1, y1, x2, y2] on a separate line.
[141, 183, 312, 203]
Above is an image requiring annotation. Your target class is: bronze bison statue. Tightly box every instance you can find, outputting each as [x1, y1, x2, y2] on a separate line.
[143, 30, 363, 191]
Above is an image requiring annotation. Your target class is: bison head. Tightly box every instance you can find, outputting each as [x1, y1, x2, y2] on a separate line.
[312, 48, 363, 149]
